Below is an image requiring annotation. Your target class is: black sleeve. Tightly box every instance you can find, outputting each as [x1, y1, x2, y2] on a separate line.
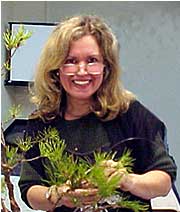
[129, 101, 177, 182]
[18, 118, 49, 209]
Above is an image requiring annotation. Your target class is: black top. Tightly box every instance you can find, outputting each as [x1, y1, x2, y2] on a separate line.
[18, 100, 177, 212]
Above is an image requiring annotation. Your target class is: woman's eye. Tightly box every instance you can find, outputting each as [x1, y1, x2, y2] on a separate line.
[87, 57, 99, 64]
[64, 58, 77, 64]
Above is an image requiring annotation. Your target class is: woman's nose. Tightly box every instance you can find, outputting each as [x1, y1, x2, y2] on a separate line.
[77, 63, 88, 75]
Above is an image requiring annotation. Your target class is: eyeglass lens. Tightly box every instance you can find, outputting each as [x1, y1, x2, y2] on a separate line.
[61, 56, 104, 75]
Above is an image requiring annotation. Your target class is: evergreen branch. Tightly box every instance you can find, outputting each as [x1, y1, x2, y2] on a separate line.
[38, 129, 66, 161]
[89, 163, 120, 198]
[16, 127, 148, 212]
[4, 104, 22, 124]
[2, 25, 32, 50]
[15, 135, 33, 152]
[93, 151, 116, 165]
[11, 156, 43, 171]
[5, 146, 22, 167]
[117, 197, 149, 212]
[116, 149, 135, 173]
[1, 25, 32, 74]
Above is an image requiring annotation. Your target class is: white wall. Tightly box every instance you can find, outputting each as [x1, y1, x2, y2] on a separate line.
[1, 1, 180, 194]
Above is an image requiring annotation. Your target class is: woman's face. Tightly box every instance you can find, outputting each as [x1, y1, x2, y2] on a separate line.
[59, 35, 104, 101]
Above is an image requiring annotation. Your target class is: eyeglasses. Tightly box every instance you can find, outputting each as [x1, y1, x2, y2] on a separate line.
[60, 56, 105, 76]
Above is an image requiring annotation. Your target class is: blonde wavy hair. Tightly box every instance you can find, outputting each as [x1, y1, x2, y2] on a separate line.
[30, 15, 136, 121]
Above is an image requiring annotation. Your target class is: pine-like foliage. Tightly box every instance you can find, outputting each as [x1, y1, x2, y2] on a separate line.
[36, 127, 90, 188]
[89, 150, 133, 198]
[2, 25, 32, 74]
[14, 127, 148, 211]
[33, 127, 148, 211]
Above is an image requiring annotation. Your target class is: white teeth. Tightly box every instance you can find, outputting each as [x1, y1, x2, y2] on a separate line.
[74, 80, 90, 85]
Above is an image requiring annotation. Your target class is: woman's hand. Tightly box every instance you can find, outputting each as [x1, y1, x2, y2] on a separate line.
[59, 187, 100, 208]
[100, 159, 172, 200]
[101, 159, 127, 184]
[100, 160, 171, 200]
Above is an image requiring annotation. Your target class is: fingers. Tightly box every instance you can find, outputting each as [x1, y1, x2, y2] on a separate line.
[103, 162, 128, 189]
[107, 168, 127, 183]
[58, 184, 71, 193]
[73, 188, 98, 195]
[59, 159, 128, 209]
[101, 159, 127, 180]
[101, 159, 118, 168]
[104, 167, 117, 177]
[62, 188, 99, 208]
[80, 180, 95, 189]
[70, 188, 99, 203]
[101, 160, 118, 178]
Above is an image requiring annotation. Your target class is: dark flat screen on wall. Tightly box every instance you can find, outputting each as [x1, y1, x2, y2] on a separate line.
[4, 22, 56, 86]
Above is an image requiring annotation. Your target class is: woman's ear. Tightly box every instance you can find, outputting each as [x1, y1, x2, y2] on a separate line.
[48, 69, 61, 89]
[49, 69, 59, 79]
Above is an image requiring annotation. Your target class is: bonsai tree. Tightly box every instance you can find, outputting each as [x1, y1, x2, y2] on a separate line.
[1, 25, 32, 212]
[2, 126, 148, 212]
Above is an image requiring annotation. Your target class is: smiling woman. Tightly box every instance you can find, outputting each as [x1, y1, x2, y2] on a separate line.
[18, 15, 177, 212]
[30, 15, 135, 121]
[59, 35, 104, 112]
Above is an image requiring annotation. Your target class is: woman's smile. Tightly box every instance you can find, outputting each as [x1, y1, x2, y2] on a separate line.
[72, 78, 92, 86]
[59, 35, 104, 100]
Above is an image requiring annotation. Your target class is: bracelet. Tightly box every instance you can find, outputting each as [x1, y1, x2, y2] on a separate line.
[45, 185, 63, 207]
[55, 186, 64, 207]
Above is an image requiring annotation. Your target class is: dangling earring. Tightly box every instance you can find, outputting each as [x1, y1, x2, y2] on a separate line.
[56, 71, 60, 76]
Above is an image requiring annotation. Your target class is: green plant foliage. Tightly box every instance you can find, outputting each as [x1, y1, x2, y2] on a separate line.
[89, 150, 134, 198]
[13, 127, 148, 211]
[1, 177, 7, 195]
[117, 197, 149, 212]
[93, 151, 117, 164]
[1, 24, 33, 74]
[30, 127, 147, 211]
[5, 146, 23, 168]
[3, 61, 11, 71]
[89, 152, 120, 197]
[116, 149, 135, 173]
[38, 128, 90, 188]
[4, 104, 22, 123]
[16, 136, 33, 152]
[38, 130, 66, 161]
[3, 25, 32, 50]
[1, 24, 33, 212]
